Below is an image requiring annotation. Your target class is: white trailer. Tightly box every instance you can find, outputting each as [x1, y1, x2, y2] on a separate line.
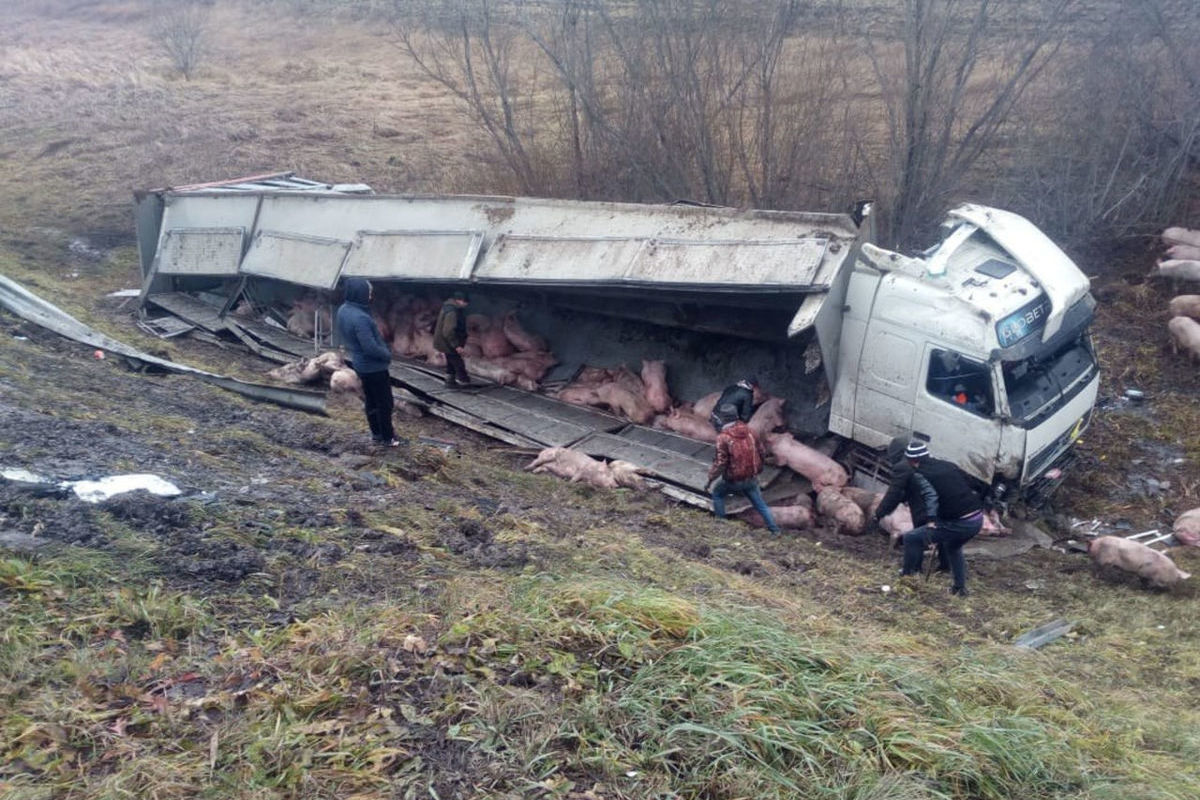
[135, 173, 1099, 505]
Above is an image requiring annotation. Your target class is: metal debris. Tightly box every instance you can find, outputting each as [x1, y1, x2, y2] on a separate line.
[1014, 618, 1076, 649]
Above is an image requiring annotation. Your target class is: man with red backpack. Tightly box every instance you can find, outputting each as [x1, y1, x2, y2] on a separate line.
[704, 405, 780, 534]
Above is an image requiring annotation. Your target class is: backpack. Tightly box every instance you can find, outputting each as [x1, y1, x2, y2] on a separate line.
[723, 425, 763, 483]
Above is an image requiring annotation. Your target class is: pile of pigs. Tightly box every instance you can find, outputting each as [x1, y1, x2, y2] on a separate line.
[257, 275, 1199, 585]
[1159, 226, 1200, 361]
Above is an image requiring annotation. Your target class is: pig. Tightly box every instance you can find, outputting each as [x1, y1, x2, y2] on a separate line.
[1167, 244, 1200, 262]
[310, 350, 347, 375]
[765, 433, 848, 492]
[463, 356, 520, 386]
[1156, 260, 1200, 282]
[410, 330, 439, 360]
[557, 385, 602, 407]
[879, 504, 914, 545]
[1173, 507, 1200, 547]
[659, 407, 719, 442]
[816, 488, 866, 535]
[267, 358, 320, 384]
[740, 504, 814, 530]
[641, 360, 672, 413]
[1088, 535, 1191, 587]
[329, 367, 363, 396]
[480, 324, 515, 359]
[391, 317, 415, 357]
[841, 486, 883, 514]
[609, 460, 647, 490]
[1168, 315, 1200, 362]
[981, 510, 1011, 536]
[609, 366, 646, 397]
[1162, 227, 1200, 248]
[231, 300, 256, 319]
[525, 447, 618, 489]
[576, 366, 612, 385]
[1169, 295, 1200, 321]
[692, 392, 722, 420]
[502, 312, 547, 352]
[593, 382, 655, 424]
[747, 396, 786, 438]
[498, 351, 558, 382]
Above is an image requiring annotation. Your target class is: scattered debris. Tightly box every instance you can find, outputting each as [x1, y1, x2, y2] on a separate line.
[3, 467, 182, 503]
[1014, 618, 1075, 649]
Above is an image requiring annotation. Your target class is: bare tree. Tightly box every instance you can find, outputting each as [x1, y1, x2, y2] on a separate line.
[862, 0, 1076, 247]
[394, 0, 539, 193]
[995, 0, 1199, 247]
[152, 0, 213, 81]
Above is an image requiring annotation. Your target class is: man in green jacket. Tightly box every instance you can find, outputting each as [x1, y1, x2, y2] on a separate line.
[433, 290, 471, 388]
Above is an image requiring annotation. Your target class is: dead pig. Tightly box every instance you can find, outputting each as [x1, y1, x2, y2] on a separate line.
[1088, 535, 1191, 588]
[657, 407, 718, 442]
[740, 504, 814, 530]
[816, 488, 866, 535]
[765, 433, 848, 492]
[329, 368, 363, 396]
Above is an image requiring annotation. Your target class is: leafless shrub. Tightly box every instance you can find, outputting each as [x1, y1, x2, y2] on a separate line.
[996, 0, 1199, 247]
[392, 0, 1195, 253]
[151, 0, 213, 81]
[394, 0, 867, 210]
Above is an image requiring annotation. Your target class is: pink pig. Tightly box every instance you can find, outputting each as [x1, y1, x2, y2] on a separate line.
[765, 433, 847, 492]
[1089, 536, 1191, 587]
[641, 360, 672, 413]
[816, 488, 866, 535]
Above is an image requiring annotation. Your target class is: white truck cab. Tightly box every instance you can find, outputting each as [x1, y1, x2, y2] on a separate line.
[829, 204, 1099, 499]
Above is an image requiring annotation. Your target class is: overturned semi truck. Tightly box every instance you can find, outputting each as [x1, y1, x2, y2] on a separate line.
[134, 173, 1099, 505]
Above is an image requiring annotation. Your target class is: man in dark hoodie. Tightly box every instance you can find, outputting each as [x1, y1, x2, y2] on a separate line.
[433, 290, 471, 388]
[335, 278, 399, 447]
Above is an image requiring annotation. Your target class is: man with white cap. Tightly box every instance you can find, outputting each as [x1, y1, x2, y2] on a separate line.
[872, 439, 984, 596]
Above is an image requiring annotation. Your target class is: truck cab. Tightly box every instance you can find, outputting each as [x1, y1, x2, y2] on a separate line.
[828, 204, 1099, 500]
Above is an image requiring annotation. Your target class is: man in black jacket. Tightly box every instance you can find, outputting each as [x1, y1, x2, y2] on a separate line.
[875, 436, 950, 572]
[335, 278, 399, 447]
[872, 440, 983, 596]
[709, 376, 760, 430]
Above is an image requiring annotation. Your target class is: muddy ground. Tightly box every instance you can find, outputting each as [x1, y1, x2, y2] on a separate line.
[3, 284, 1194, 627]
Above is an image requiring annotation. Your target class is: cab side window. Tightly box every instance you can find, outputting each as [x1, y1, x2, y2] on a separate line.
[926, 349, 993, 416]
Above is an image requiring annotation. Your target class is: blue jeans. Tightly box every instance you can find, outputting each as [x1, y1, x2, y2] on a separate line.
[711, 478, 779, 533]
[901, 514, 983, 590]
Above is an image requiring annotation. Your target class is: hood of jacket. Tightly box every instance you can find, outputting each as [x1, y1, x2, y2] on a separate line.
[722, 421, 753, 440]
[343, 278, 371, 307]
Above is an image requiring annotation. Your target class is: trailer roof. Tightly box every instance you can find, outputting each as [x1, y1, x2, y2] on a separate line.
[142, 187, 861, 294]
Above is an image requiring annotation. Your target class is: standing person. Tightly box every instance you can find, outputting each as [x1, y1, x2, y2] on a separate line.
[704, 411, 781, 535]
[433, 290, 471, 388]
[335, 278, 399, 447]
[872, 440, 983, 596]
[709, 376, 760, 430]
